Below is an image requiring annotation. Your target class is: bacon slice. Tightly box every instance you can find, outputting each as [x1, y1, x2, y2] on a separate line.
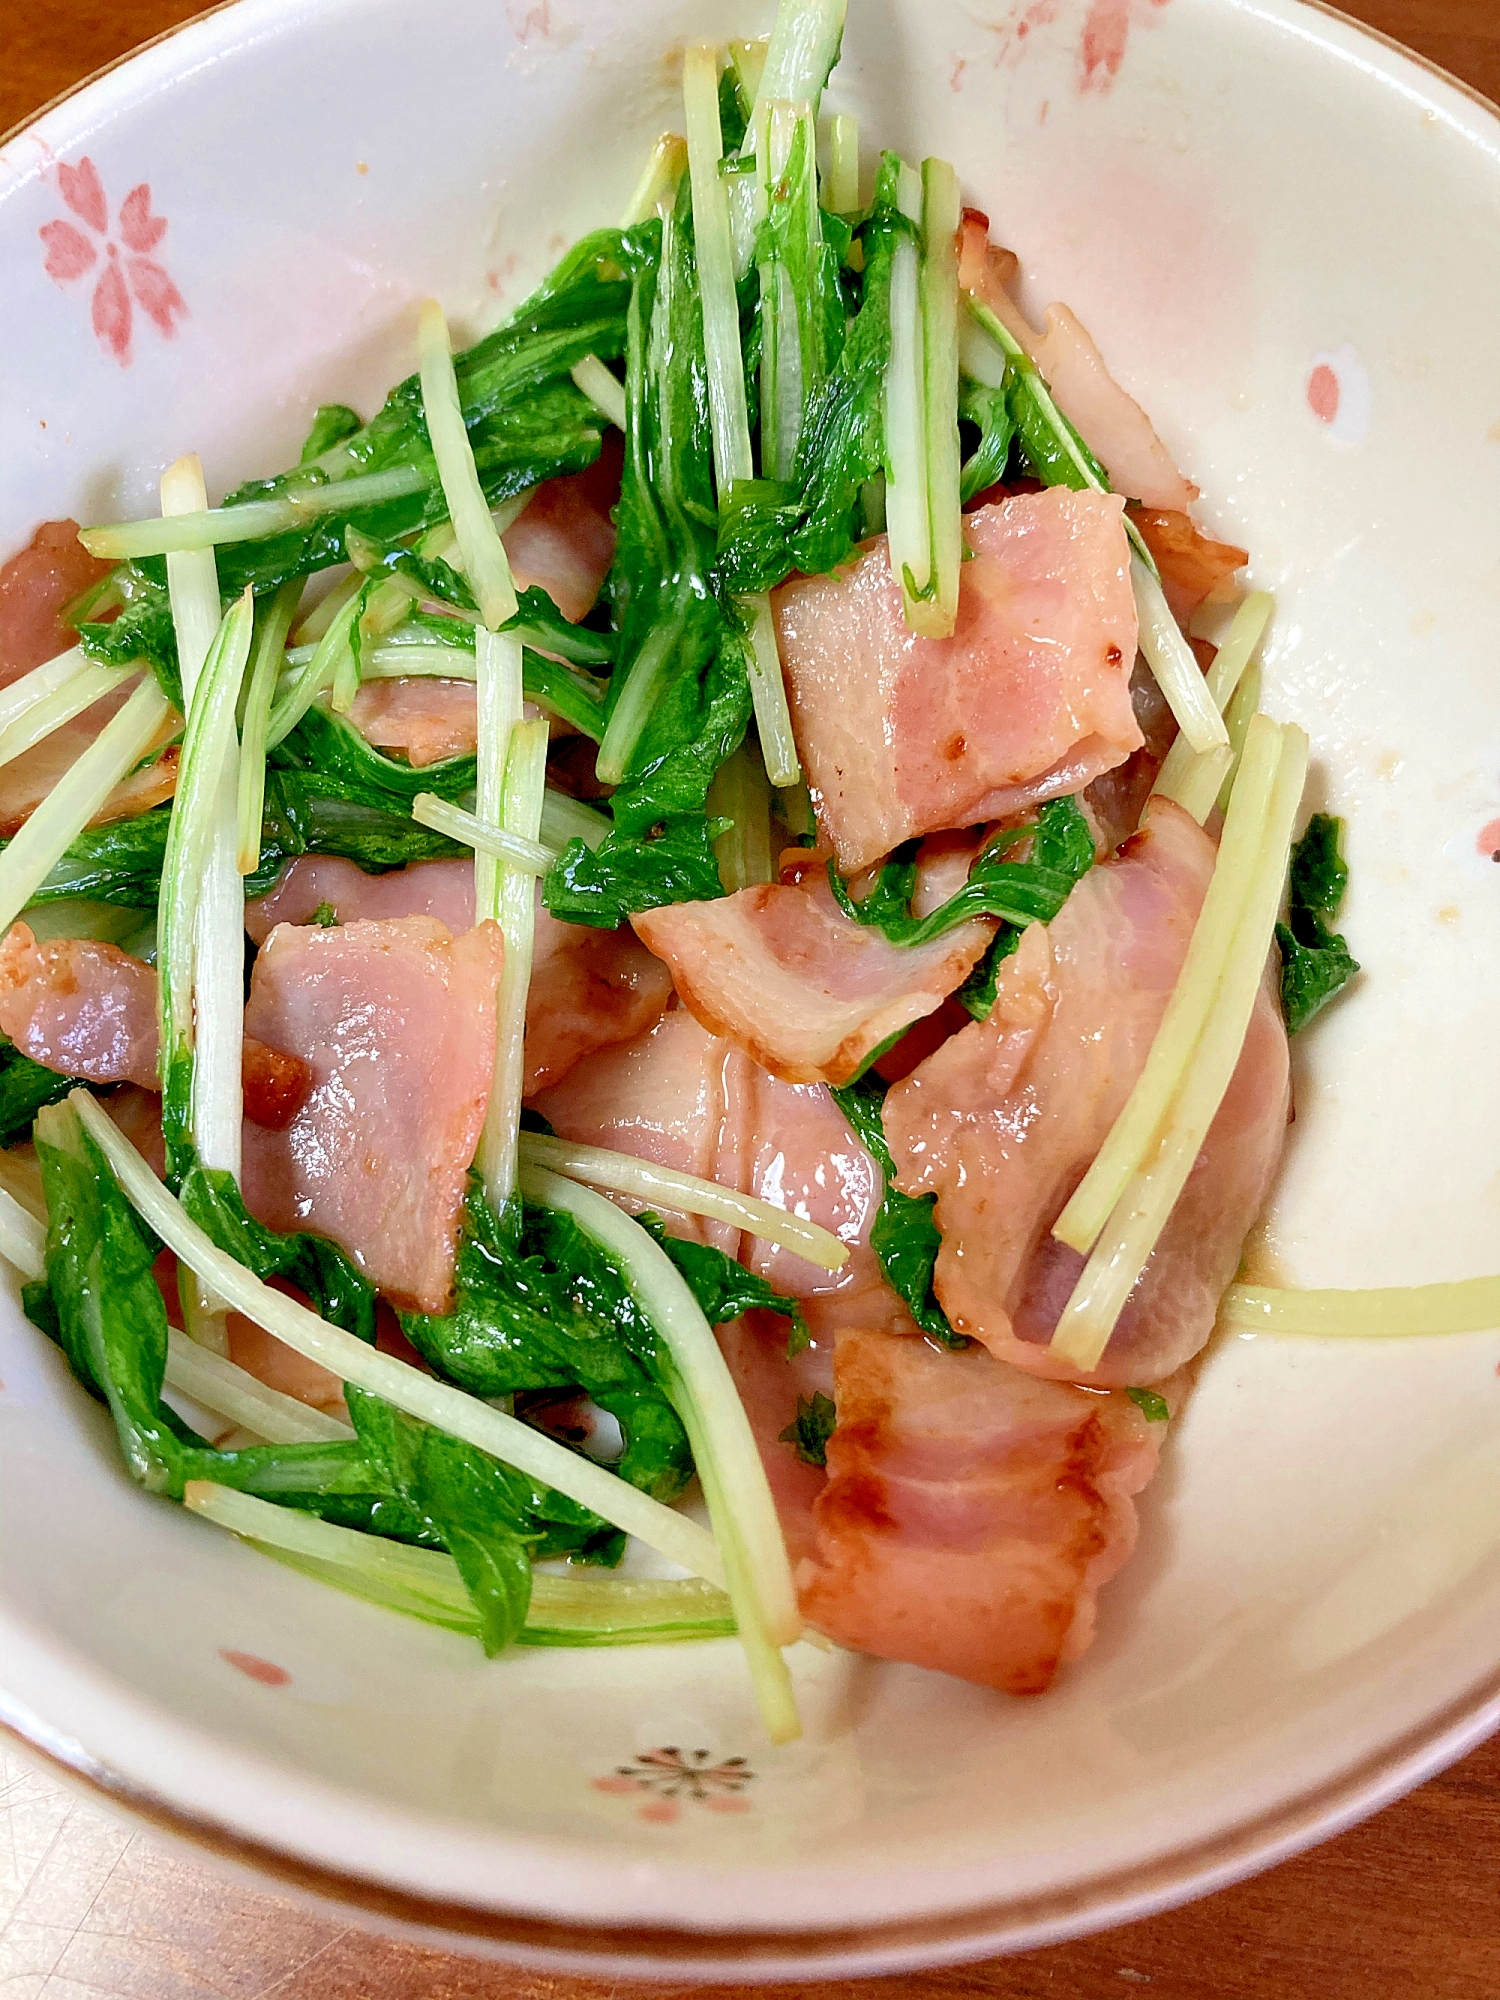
[798, 1325, 1168, 1693]
[1128, 506, 1247, 626]
[632, 871, 990, 1088]
[883, 800, 1290, 1386]
[0, 521, 179, 835]
[0, 923, 159, 1088]
[501, 436, 622, 623]
[0, 520, 114, 684]
[247, 856, 669, 1096]
[773, 489, 1140, 873]
[1082, 659, 1178, 855]
[0, 922, 313, 1128]
[958, 212, 1197, 513]
[345, 679, 478, 767]
[530, 1006, 740, 1252]
[240, 916, 505, 1312]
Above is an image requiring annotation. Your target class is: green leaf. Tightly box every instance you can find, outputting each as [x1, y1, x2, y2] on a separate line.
[1278, 813, 1358, 1032]
[78, 570, 183, 710]
[300, 404, 363, 464]
[959, 378, 1016, 504]
[718, 153, 910, 594]
[957, 797, 1097, 1020]
[830, 796, 1095, 955]
[0, 1042, 86, 1147]
[1126, 1385, 1170, 1422]
[778, 1390, 836, 1468]
[542, 818, 729, 930]
[401, 1182, 693, 1506]
[830, 1074, 964, 1348]
[1288, 812, 1351, 925]
[344, 1392, 536, 1655]
[635, 1212, 808, 1349]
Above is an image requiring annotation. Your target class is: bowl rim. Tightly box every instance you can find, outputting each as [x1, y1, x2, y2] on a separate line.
[1, 0, 1497, 1975]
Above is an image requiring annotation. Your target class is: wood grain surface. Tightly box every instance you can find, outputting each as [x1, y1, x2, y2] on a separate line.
[2, 4, 1498, 1995]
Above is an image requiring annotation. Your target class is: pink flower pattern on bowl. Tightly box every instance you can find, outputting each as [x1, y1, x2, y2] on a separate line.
[592, 1747, 754, 1825]
[38, 158, 187, 367]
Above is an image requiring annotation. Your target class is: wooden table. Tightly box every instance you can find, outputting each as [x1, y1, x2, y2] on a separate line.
[2, 5, 1497, 1995]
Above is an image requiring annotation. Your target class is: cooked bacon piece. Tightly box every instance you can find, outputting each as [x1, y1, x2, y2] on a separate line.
[632, 871, 990, 1088]
[0, 520, 114, 684]
[1128, 507, 1247, 626]
[958, 211, 1197, 513]
[531, 1006, 740, 1252]
[883, 800, 1290, 1386]
[0, 922, 316, 1132]
[245, 854, 475, 940]
[239, 916, 505, 1312]
[240, 1037, 313, 1131]
[226, 1315, 348, 1418]
[346, 679, 478, 766]
[247, 855, 669, 1095]
[717, 1309, 835, 1568]
[773, 489, 1141, 873]
[798, 1325, 1168, 1693]
[0, 710, 178, 839]
[1083, 659, 1178, 855]
[0, 923, 159, 1087]
[501, 435, 622, 623]
[0, 521, 179, 835]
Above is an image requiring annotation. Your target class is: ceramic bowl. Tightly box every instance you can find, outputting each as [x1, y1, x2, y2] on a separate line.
[1, 0, 1498, 1979]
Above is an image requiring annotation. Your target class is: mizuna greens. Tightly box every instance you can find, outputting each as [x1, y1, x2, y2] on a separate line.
[6, 0, 1473, 1736]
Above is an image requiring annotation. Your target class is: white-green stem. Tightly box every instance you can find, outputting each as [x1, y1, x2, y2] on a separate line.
[755, 99, 815, 482]
[410, 789, 555, 874]
[165, 1329, 355, 1444]
[66, 1091, 727, 1585]
[595, 617, 676, 787]
[183, 1480, 736, 1642]
[1217, 661, 1263, 815]
[237, 579, 303, 874]
[729, 36, 769, 102]
[477, 717, 548, 1211]
[0, 646, 89, 738]
[517, 1132, 848, 1270]
[828, 111, 859, 214]
[359, 641, 476, 680]
[417, 300, 518, 632]
[1221, 1278, 1500, 1338]
[1153, 591, 1273, 820]
[620, 133, 688, 228]
[292, 570, 363, 646]
[0, 1186, 45, 1281]
[80, 464, 428, 563]
[744, 593, 800, 788]
[520, 1162, 802, 1742]
[1048, 722, 1309, 1372]
[1054, 715, 1285, 1255]
[540, 787, 610, 852]
[266, 591, 362, 750]
[157, 589, 255, 1174]
[473, 628, 525, 919]
[1132, 555, 1230, 757]
[885, 161, 930, 623]
[685, 43, 755, 496]
[916, 157, 962, 641]
[754, 0, 846, 112]
[570, 355, 627, 431]
[708, 737, 775, 891]
[0, 659, 136, 770]
[0, 678, 171, 938]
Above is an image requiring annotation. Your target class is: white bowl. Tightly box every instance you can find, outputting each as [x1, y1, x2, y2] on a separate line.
[1, 0, 1498, 1978]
